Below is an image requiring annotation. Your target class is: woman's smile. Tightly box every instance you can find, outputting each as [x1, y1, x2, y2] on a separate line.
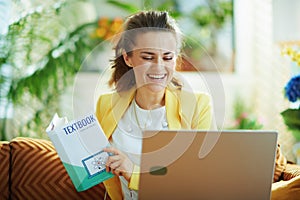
[146, 73, 167, 80]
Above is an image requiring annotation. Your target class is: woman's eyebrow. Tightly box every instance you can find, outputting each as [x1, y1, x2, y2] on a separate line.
[140, 51, 155, 55]
[140, 51, 174, 55]
[163, 52, 173, 55]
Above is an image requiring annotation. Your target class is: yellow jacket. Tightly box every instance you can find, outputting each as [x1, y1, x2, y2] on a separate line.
[96, 86, 213, 200]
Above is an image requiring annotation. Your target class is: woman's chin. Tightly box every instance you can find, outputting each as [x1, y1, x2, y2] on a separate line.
[143, 83, 167, 93]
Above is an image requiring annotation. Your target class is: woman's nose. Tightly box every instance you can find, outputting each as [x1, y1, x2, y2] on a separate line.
[154, 57, 164, 67]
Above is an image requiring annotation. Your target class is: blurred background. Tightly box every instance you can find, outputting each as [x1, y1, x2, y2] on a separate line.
[1, 0, 300, 162]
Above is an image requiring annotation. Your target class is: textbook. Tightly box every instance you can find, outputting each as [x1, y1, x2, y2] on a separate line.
[46, 113, 114, 192]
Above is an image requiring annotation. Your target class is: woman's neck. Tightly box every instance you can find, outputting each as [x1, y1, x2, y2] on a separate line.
[135, 89, 165, 110]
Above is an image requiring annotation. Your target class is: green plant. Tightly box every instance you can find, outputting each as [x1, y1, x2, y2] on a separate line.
[280, 46, 300, 140]
[192, 0, 233, 29]
[229, 96, 263, 130]
[106, 0, 182, 19]
[191, 0, 233, 55]
[0, 0, 102, 140]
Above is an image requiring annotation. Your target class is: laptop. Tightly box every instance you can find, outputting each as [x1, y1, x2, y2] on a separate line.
[138, 130, 278, 200]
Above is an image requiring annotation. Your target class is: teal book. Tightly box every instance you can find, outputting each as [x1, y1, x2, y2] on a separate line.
[46, 113, 114, 191]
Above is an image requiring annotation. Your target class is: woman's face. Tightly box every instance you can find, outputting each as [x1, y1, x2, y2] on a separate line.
[123, 31, 177, 93]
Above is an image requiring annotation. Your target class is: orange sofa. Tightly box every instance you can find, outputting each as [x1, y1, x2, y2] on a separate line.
[1, 137, 300, 199]
[0, 137, 110, 200]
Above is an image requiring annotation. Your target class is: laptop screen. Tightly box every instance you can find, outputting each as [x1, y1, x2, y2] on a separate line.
[138, 130, 277, 200]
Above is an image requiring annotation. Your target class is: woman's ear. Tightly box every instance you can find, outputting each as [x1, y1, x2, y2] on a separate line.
[122, 50, 132, 67]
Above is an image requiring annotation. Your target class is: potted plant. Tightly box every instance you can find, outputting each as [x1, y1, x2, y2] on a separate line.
[0, 0, 122, 140]
[281, 47, 300, 141]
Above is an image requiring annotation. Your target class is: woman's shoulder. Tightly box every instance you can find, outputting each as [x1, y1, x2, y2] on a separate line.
[97, 88, 135, 105]
[98, 91, 115, 99]
[193, 92, 211, 102]
[184, 91, 212, 107]
[97, 91, 116, 106]
[190, 91, 211, 98]
[168, 80, 211, 100]
[176, 88, 212, 102]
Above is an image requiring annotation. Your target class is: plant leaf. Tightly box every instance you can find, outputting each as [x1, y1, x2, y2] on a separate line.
[281, 108, 300, 130]
[106, 0, 139, 13]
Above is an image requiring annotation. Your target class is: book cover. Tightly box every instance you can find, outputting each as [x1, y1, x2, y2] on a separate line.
[46, 113, 114, 191]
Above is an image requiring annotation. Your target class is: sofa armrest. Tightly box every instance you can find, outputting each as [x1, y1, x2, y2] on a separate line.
[9, 137, 110, 200]
[272, 175, 300, 200]
[271, 162, 300, 200]
[0, 141, 10, 200]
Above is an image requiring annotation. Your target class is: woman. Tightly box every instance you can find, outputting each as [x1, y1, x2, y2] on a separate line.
[95, 10, 287, 200]
[96, 10, 214, 199]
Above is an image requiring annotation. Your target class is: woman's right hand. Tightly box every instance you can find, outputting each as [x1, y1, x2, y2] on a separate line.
[103, 147, 134, 182]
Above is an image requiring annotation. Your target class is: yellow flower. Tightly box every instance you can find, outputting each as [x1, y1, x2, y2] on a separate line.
[292, 52, 298, 62]
[282, 46, 300, 67]
[96, 27, 107, 38]
[98, 17, 109, 28]
[286, 47, 294, 56]
[296, 52, 300, 62]
[93, 17, 124, 40]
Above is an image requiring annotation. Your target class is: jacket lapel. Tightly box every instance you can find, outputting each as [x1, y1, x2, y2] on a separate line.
[102, 86, 189, 138]
[166, 87, 198, 129]
[165, 88, 182, 129]
[101, 87, 136, 139]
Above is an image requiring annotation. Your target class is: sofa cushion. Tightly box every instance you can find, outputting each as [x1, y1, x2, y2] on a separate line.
[9, 137, 110, 200]
[272, 175, 300, 200]
[0, 141, 10, 199]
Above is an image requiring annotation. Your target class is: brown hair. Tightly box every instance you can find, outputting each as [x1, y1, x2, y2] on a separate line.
[109, 10, 183, 92]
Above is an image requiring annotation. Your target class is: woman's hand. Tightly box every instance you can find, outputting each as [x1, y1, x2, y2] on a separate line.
[103, 147, 134, 182]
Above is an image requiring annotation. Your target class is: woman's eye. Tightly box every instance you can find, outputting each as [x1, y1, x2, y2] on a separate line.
[142, 57, 153, 60]
[164, 56, 173, 61]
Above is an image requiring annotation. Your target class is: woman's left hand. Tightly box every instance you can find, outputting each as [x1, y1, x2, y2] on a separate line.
[103, 147, 134, 182]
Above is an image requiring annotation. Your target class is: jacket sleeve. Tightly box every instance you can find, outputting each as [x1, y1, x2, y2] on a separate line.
[128, 164, 140, 190]
[103, 177, 123, 200]
[192, 93, 215, 130]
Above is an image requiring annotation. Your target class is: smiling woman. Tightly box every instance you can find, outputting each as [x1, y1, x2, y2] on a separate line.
[122, 31, 178, 109]
[95, 10, 215, 200]
[108, 12, 183, 91]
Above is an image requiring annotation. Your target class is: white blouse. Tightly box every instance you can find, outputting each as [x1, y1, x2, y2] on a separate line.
[110, 99, 168, 200]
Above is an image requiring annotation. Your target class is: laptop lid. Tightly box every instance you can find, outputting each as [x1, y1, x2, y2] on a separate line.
[138, 130, 278, 200]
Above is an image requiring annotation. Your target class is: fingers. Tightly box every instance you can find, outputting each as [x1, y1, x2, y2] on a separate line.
[111, 168, 123, 176]
[106, 153, 123, 169]
[103, 147, 133, 181]
[103, 147, 120, 155]
[109, 158, 121, 169]
[106, 165, 110, 173]
[106, 158, 123, 176]
[105, 152, 123, 174]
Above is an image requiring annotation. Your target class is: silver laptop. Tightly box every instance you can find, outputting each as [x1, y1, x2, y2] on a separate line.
[138, 130, 278, 200]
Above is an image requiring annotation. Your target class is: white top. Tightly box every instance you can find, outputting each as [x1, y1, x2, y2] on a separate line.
[111, 99, 168, 200]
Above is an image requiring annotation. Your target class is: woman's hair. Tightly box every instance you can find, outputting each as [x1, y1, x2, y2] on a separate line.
[109, 10, 183, 92]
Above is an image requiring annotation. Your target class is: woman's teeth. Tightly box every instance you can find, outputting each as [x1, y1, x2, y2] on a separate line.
[147, 74, 166, 79]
